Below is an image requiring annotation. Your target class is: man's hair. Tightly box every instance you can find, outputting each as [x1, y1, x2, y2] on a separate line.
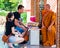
[18, 5, 24, 10]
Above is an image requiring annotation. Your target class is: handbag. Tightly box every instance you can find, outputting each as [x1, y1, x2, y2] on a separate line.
[23, 31, 29, 41]
[2, 35, 10, 43]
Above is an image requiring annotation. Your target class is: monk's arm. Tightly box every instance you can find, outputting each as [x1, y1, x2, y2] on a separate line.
[49, 21, 55, 27]
[49, 13, 56, 27]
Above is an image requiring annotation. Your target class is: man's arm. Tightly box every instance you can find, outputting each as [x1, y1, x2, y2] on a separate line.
[14, 19, 25, 29]
[19, 21, 27, 28]
[14, 19, 27, 31]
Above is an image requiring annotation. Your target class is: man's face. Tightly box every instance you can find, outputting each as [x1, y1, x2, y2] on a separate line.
[19, 8, 24, 13]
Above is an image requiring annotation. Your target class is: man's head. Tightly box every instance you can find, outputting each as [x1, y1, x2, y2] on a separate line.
[44, 4, 50, 11]
[18, 5, 24, 13]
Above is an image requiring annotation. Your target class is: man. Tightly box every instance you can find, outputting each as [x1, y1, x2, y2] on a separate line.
[14, 5, 28, 42]
[41, 4, 56, 46]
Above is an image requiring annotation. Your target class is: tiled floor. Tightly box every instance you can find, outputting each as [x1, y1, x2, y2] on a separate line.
[0, 25, 56, 48]
[0, 36, 56, 48]
[12, 45, 56, 48]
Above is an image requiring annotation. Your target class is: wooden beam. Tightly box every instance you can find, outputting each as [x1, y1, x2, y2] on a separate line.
[35, 0, 40, 22]
[31, 0, 34, 16]
[44, 0, 47, 5]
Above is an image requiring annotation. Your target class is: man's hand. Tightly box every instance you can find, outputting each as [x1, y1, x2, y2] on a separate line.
[21, 26, 27, 31]
[22, 31, 26, 37]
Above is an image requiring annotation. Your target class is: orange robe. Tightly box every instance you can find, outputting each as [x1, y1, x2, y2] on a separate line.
[41, 10, 56, 46]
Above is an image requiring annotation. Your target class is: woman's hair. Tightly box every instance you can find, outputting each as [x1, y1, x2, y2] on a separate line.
[6, 12, 14, 21]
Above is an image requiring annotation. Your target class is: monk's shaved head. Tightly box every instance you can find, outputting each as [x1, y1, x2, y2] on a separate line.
[44, 4, 50, 10]
[46, 4, 50, 9]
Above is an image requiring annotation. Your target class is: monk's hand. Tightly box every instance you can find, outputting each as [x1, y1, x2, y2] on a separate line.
[42, 25, 45, 28]
[48, 26, 51, 32]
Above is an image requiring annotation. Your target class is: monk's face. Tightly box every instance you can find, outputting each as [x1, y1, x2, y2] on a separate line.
[44, 4, 50, 11]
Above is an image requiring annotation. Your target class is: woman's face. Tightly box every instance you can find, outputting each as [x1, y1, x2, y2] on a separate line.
[11, 15, 14, 20]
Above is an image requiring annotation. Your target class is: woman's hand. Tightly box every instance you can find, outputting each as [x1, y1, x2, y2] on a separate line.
[19, 34, 23, 37]
[15, 32, 19, 35]
[17, 32, 23, 37]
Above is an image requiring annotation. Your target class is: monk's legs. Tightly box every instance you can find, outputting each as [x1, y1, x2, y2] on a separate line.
[41, 27, 48, 45]
[47, 26, 56, 46]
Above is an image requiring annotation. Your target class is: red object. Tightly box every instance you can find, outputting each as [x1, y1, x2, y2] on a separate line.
[30, 16, 36, 22]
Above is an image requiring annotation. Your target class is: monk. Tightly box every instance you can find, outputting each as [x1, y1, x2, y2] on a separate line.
[41, 4, 56, 46]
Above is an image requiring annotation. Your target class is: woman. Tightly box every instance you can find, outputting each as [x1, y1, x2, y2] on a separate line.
[5, 12, 24, 48]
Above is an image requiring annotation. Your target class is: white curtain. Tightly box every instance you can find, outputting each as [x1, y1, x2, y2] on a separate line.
[22, 0, 31, 22]
[47, 0, 57, 13]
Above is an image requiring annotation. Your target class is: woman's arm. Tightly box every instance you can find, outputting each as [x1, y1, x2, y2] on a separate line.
[11, 27, 23, 37]
[11, 27, 19, 35]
